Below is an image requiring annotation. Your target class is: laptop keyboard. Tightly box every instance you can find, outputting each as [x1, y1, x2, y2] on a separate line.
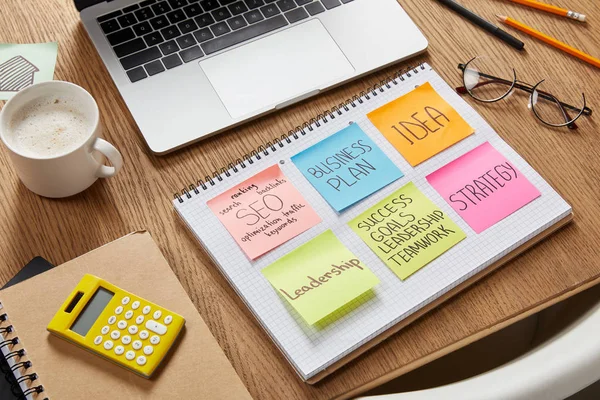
[97, 0, 354, 83]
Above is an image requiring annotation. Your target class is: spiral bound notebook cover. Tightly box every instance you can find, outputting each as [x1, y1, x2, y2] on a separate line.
[0, 257, 55, 399]
[0, 232, 252, 399]
[173, 63, 572, 382]
[0, 258, 55, 400]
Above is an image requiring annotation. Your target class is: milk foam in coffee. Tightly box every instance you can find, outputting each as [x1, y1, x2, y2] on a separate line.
[7, 95, 91, 158]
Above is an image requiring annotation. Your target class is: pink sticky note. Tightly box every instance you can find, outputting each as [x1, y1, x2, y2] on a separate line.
[426, 142, 541, 233]
[207, 164, 321, 260]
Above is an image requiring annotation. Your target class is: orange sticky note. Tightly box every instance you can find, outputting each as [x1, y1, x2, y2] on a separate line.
[207, 164, 321, 260]
[367, 83, 474, 166]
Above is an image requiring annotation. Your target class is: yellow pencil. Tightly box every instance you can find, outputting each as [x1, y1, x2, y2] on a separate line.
[497, 15, 600, 69]
[507, 0, 586, 22]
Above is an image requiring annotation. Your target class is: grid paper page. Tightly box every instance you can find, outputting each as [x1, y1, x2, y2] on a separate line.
[173, 65, 572, 380]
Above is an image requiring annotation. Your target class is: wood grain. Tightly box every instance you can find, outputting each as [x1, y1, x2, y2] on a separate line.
[1, 0, 599, 399]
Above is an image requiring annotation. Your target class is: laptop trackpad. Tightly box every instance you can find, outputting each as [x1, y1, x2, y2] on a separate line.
[200, 19, 355, 119]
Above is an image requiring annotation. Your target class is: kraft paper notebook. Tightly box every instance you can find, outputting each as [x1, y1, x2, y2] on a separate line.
[173, 63, 573, 383]
[0, 232, 252, 400]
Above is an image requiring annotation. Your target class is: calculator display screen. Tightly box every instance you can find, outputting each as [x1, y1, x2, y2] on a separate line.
[70, 288, 114, 336]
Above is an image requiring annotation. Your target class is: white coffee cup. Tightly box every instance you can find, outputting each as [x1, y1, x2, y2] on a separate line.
[0, 81, 123, 198]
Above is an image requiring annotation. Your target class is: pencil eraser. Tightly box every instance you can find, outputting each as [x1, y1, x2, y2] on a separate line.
[570, 11, 587, 22]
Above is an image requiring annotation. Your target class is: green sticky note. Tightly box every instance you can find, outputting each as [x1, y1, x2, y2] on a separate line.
[0, 42, 58, 100]
[262, 230, 379, 325]
[349, 182, 466, 280]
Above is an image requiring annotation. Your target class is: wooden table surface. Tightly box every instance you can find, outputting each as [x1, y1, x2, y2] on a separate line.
[1, 0, 599, 399]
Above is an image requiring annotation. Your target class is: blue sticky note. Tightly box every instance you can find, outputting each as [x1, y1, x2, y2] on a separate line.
[291, 124, 403, 212]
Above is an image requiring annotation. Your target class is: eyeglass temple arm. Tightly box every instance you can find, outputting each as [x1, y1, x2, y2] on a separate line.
[556, 95, 577, 129]
[457, 64, 593, 116]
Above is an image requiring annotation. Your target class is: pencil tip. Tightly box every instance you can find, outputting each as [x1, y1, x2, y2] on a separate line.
[496, 15, 507, 22]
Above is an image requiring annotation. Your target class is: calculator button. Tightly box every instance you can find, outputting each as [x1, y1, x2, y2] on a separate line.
[153, 310, 162, 319]
[125, 310, 134, 320]
[101, 326, 110, 335]
[117, 320, 127, 330]
[122, 296, 131, 305]
[136, 315, 145, 325]
[150, 335, 160, 345]
[108, 316, 117, 325]
[129, 325, 139, 335]
[111, 330, 121, 340]
[125, 350, 136, 361]
[115, 306, 124, 315]
[164, 315, 173, 325]
[142, 306, 151, 315]
[94, 336, 103, 345]
[136, 355, 147, 366]
[104, 340, 114, 350]
[139, 330, 149, 340]
[145, 320, 167, 335]
[115, 345, 125, 355]
[132, 340, 142, 350]
[143, 345, 154, 355]
[121, 335, 132, 345]
[131, 301, 140, 310]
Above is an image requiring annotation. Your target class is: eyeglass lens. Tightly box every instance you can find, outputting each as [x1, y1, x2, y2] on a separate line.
[462, 57, 516, 103]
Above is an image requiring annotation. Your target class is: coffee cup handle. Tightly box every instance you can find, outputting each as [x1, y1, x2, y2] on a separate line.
[93, 138, 123, 178]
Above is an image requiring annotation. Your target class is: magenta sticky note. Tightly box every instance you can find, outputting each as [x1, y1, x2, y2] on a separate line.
[426, 142, 541, 233]
[207, 164, 322, 260]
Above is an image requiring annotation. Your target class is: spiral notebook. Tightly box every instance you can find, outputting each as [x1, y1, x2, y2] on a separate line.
[0, 232, 252, 399]
[173, 63, 573, 383]
[0, 257, 55, 399]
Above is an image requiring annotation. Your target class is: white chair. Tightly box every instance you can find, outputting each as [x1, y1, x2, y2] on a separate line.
[358, 294, 600, 400]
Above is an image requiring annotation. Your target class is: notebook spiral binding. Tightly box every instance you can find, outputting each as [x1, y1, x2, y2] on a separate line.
[174, 63, 427, 203]
[0, 306, 47, 400]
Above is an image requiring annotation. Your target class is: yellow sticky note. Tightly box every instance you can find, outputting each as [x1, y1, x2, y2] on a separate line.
[262, 230, 379, 325]
[367, 82, 474, 166]
[349, 182, 466, 280]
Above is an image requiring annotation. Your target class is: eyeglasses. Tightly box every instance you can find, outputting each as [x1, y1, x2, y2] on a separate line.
[456, 57, 592, 129]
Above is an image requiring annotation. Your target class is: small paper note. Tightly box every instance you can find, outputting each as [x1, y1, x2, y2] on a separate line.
[262, 230, 379, 325]
[349, 182, 466, 279]
[0, 43, 58, 100]
[291, 123, 403, 212]
[367, 82, 474, 166]
[427, 142, 541, 233]
[207, 164, 321, 260]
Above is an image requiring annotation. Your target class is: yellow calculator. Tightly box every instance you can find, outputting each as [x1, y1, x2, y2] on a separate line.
[47, 274, 185, 378]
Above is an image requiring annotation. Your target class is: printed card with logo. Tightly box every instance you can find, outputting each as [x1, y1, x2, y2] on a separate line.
[207, 164, 321, 260]
[349, 182, 466, 279]
[426, 142, 541, 233]
[0, 42, 58, 100]
[291, 123, 403, 212]
[367, 82, 474, 166]
[262, 230, 379, 325]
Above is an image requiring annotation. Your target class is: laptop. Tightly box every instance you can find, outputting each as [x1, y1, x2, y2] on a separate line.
[76, 0, 428, 154]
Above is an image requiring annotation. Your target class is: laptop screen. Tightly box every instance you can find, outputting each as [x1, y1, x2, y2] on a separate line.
[74, 0, 103, 11]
